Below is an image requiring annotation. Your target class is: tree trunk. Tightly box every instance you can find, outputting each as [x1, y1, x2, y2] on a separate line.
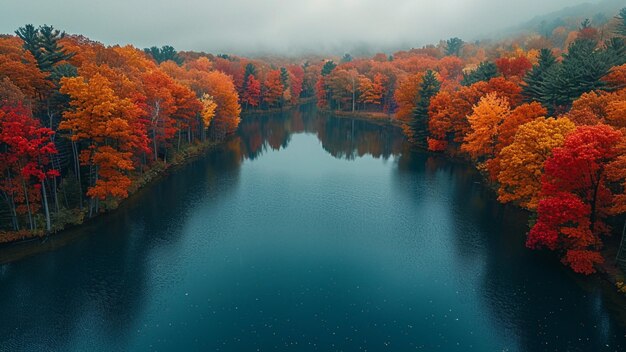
[177, 128, 182, 152]
[41, 179, 51, 232]
[20, 179, 33, 231]
[153, 129, 158, 162]
[72, 140, 83, 210]
[88, 163, 95, 218]
[589, 171, 603, 235]
[53, 175, 59, 212]
[0, 190, 19, 231]
[4, 169, 20, 231]
[352, 76, 356, 112]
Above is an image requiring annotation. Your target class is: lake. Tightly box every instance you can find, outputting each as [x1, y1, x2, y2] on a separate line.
[1, 104, 625, 351]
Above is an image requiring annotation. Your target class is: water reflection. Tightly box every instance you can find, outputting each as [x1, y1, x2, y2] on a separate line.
[394, 147, 626, 351]
[0, 103, 625, 351]
[236, 105, 404, 161]
[0, 143, 242, 351]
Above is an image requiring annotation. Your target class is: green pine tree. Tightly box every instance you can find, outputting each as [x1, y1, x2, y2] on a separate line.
[461, 61, 498, 86]
[321, 61, 337, 76]
[410, 70, 440, 148]
[522, 48, 557, 104]
[539, 37, 619, 113]
[16, 24, 74, 72]
[615, 7, 626, 36]
[445, 37, 464, 57]
[144, 45, 183, 65]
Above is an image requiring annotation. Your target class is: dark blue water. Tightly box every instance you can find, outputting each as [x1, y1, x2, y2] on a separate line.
[1, 105, 625, 351]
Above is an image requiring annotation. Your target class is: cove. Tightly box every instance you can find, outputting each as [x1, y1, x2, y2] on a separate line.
[0, 104, 625, 351]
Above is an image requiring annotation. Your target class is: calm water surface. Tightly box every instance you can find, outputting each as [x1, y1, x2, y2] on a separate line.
[1, 105, 625, 351]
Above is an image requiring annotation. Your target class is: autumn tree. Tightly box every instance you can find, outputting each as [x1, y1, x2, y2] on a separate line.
[437, 56, 464, 84]
[315, 77, 329, 109]
[242, 74, 261, 109]
[288, 65, 304, 104]
[264, 69, 284, 108]
[428, 77, 522, 147]
[0, 37, 50, 101]
[394, 73, 423, 123]
[462, 93, 511, 161]
[528, 125, 624, 274]
[495, 56, 532, 80]
[203, 71, 241, 137]
[497, 117, 576, 210]
[0, 103, 58, 231]
[602, 64, 626, 90]
[200, 93, 216, 133]
[60, 73, 148, 215]
[357, 76, 375, 106]
[567, 89, 626, 128]
[482, 102, 549, 178]
[142, 70, 178, 160]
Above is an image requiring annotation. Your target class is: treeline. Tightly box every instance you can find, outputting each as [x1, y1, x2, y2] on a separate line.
[0, 25, 315, 240]
[1, 8, 625, 275]
[314, 9, 626, 274]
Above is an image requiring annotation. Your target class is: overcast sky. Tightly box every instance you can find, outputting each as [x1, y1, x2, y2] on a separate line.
[1, 0, 597, 56]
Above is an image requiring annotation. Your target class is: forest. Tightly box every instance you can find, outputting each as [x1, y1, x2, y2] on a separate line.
[1, 7, 626, 276]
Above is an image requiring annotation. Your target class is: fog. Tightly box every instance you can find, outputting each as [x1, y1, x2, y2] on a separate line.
[0, 0, 600, 56]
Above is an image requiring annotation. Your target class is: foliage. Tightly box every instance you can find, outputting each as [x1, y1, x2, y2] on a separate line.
[144, 45, 183, 65]
[461, 61, 498, 86]
[497, 117, 575, 210]
[529, 125, 623, 274]
[445, 37, 464, 57]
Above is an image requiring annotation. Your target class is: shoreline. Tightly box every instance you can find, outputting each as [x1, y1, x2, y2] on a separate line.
[323, 109, 403, 127]
[323, 108, 626, 303]
[241, 97, 317, 117]
[0, 139, 222, 251]
[0, 98, 317, 252]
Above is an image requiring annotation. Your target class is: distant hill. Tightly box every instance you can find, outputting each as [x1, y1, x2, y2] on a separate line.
[492, 0, 623, 39]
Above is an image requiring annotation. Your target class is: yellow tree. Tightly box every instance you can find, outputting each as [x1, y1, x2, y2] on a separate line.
[497, 117, 576, 210]
[200, 93, 216, 129]
[461, 93, 510, 160]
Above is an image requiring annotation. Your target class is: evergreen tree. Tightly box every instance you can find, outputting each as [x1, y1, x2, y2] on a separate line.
[321, 60, 337, 76]
[15, 24, 40, 61]
[341, 53, 353, 63]
[603, 37, 626, 68]
[615, 8, 626, 36]
[243, 63, 256, 91]
[16, 24, 74, 72]
[244, 63, 256, 81]
[410, 70, 440, 148]
[445, 37, 464, 57]
[461, 61, 498, 86]
[144, 45, 183, 65]
[540, 38, 618, 113]
[522, 48, 557, 104]
[280, 67, 289, 88]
